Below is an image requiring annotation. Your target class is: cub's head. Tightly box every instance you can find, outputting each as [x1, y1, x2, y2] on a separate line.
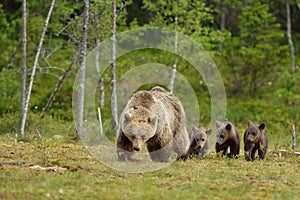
[245, 120, 265, 143]
[122, 107, 158, 151]
[190, 126, 212, 150]
[216, 121, 233, 145]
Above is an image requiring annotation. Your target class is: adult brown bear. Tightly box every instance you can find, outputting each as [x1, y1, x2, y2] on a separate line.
[116, 86, 189, 162]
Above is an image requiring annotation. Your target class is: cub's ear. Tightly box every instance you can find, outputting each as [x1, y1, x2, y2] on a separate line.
[216, 121, 222, 129]
[225, 123, 232, 131]
[259, 122, 265, 130]
[206, 129, 213, 136]
[149, 115, 158, 126]
[192, 126, 199, 133]
[248, 120, 254, 127]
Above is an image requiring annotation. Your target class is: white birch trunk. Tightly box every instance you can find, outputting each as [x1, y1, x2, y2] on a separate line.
[20, 0, 56, 140]
[95, 40, 105, 107]
[292, 124, 296, 150]
[20, 0, 27, 115]
[286, 0, 295, 73]
[111, 0, 118, 131]
[98, 107, 103, 137]
[77, 0, 89, 137]
[170, 15, 178, 94]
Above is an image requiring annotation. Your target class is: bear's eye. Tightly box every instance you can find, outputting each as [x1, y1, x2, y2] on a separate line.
[196, 139, 199, 142]
[141, 135, 146, 139]
[251, 132, 256, 136]
[131, 135, 136, 139]
[202, 139, 205, 141]
[220, 135, 224, 139]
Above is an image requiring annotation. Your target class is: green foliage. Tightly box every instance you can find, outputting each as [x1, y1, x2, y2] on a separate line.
[142, 0, 222, 50]
[220, 0, 288, 95]
[0, 68, 21, 113]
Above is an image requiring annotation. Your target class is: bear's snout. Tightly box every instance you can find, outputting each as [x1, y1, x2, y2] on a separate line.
[134, 147, 140, 151]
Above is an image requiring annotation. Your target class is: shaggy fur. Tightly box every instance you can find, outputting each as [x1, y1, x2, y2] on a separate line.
[187, 125, 212, 158]
[116, 86, 189, 162]
[244, 120, 268, 161]
[215, 121, 240, 158]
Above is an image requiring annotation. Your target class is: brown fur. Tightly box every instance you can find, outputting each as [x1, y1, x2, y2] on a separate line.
[244, 120, 268, 161]
[215, 121, 240, 158]
[187, 125, 212, 158]
[116, 86, 189, 162]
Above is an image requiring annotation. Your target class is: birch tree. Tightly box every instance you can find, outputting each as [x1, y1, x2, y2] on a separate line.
[111, 0, 118, 131]
[77, 0, 89, 136]
[286, 0, 295, 73]
[169, 15, 178, 93]
[20, 0, 27, 116]
[20, 0, 56, 140]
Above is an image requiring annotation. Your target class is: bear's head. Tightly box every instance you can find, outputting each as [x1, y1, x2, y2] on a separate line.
[245, 120, 265, 144]
[216, 121, 233, 145]
[122, 106, 158, 151]
[190, 126, 212, 150]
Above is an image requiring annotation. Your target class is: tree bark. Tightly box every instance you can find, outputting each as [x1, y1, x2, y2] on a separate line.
[77, 0, 89, 137]
[111, 0, 118, 131]
[286, 0, 295, 73]
[292, 124, 296, 150]
[20, 0, 27, 115]
[95, 39, 105, 107]
[170, 15, 178, 94]
[20, 0, 56, 140]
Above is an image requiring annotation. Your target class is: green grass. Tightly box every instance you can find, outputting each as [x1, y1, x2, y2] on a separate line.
[0, 133, 299, 200]
[1, 94, 300, 200]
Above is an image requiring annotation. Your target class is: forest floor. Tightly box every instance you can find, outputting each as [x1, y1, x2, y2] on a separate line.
[0, 133, 299, 200]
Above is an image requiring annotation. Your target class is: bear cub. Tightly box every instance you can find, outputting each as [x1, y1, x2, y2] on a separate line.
[187, 125, 212, 158]
[215, 121, 240, 158]
[244, 120, 268, 161]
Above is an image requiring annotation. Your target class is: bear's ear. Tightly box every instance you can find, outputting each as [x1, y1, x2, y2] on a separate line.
[248, 120, 254, 127]
[124, 112, 132, 124]
[259, 122, 265, 130]
[225, 123, 232, 131]
[216, 121, 222, 129]
[149, 115, 158, 126]
[192, 126, 199, 133]
[206, 129, 213, 136]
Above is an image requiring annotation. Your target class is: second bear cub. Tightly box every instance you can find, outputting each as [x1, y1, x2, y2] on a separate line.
[215, 121, 241, 158]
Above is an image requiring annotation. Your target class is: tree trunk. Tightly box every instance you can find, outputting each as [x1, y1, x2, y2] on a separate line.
[111, 0, 118, 131]
[292, 124, 296, 150]
[286, 0, 295, 73]
[170, 15, 178, 94]
[20, 0, 27, 115]
[41, 51, 79, 119]
[20, 0, 56, 140]
[95, 39, 105, 107]
[77, 0, 89, 137]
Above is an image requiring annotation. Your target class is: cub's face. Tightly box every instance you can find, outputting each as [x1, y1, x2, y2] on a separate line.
[191, 126, 212, 150]
[245, 121, 265, 144]
[122, 109, 158, 152]
[216, 121, 232, 145]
